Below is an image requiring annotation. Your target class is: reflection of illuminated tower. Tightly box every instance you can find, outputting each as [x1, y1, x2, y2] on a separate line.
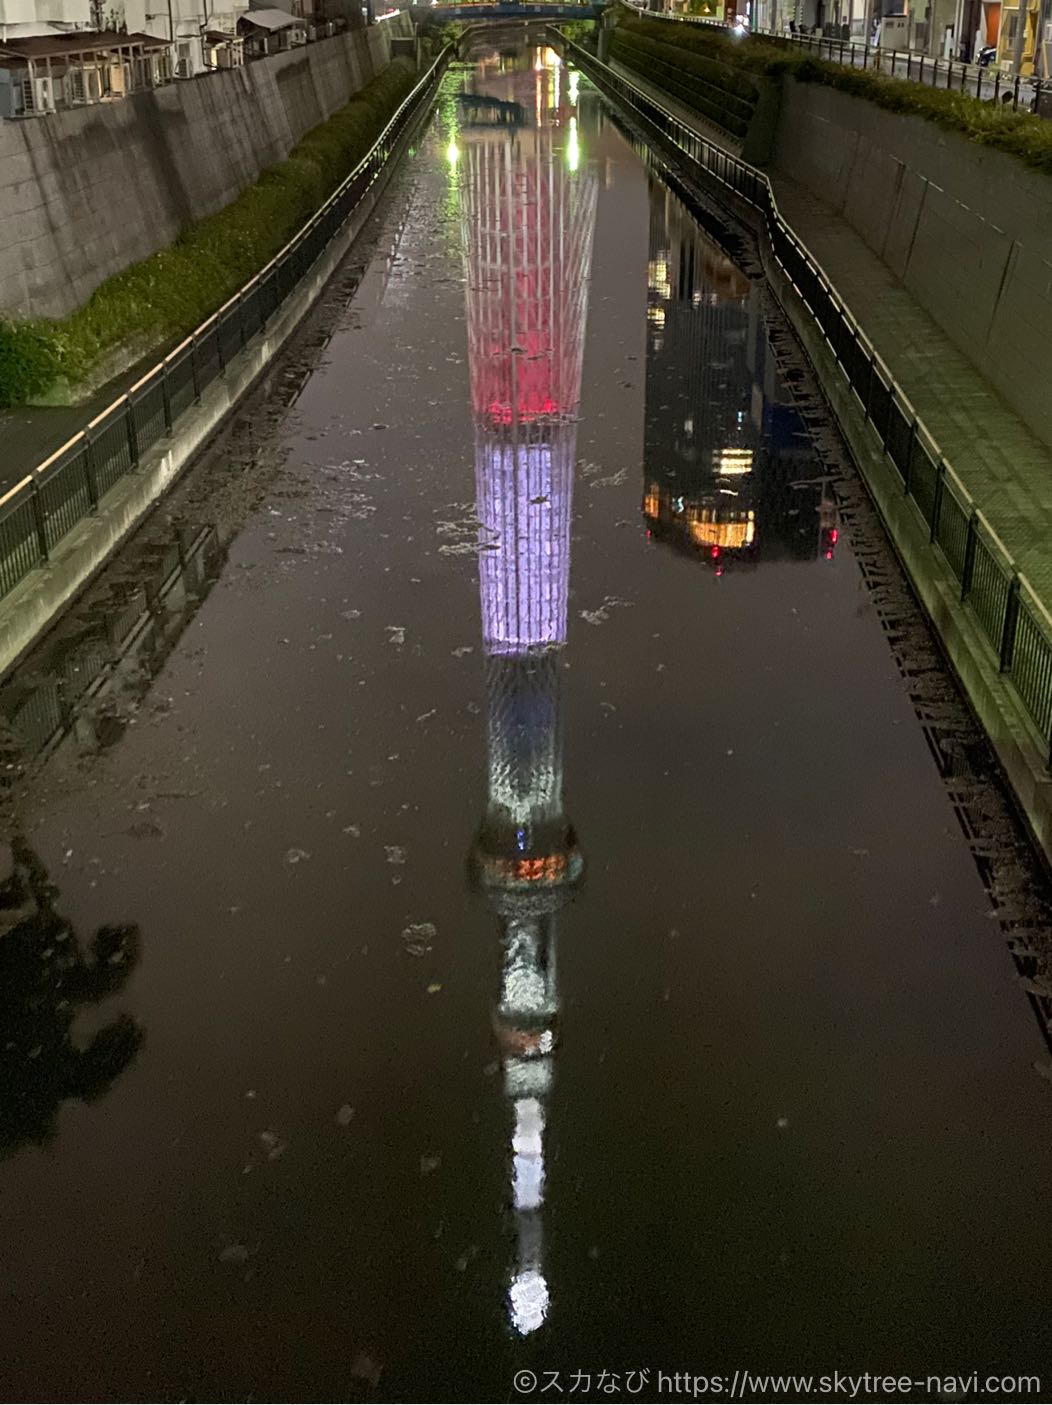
[457, 61, 596, 1337]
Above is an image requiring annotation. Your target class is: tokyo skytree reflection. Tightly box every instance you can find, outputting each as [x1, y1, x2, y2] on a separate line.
[456, 49, 597, 1338]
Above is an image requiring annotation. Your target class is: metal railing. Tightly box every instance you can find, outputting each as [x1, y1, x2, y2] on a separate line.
[657, 11, 1052, 114]
[3, 45, 451, 609]
[560, 32, 1052, 768]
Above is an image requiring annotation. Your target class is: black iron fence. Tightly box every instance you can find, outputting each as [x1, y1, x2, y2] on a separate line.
[562, 33, 1052, 768]
[664, 12, 1052, 115]
[4, 45, 450, 612]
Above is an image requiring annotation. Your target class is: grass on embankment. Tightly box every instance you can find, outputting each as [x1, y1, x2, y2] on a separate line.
[0, 56, 418, 411]
[613, 14, 1052, 173]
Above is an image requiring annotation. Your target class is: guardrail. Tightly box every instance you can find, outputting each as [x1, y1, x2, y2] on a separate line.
[3, 45, 451, 610]
[559, 32, 1052, 767]
[655, 10, 1051, 115]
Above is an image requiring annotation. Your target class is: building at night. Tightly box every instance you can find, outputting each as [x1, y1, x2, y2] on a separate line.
[642, 181, 837, 573]
[456, 49, 596, 1337]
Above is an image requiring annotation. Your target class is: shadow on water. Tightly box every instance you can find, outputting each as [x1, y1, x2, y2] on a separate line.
[0, 834, 143, 1156]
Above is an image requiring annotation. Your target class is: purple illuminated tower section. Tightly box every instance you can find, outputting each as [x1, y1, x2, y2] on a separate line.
[461, 116, 595, 656]
[458, 62, 597, 1339]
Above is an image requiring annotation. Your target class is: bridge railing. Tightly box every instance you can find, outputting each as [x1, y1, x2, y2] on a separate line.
[558, 31, 1052, 769]
[3, 44, 452, 617]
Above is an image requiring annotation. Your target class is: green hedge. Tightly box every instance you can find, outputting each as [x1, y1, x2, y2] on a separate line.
[0, 56, 418, 411]
[618, 15, 1052, 174]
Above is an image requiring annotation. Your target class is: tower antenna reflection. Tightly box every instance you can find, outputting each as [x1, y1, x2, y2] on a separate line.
[456, 52, 597, 1337]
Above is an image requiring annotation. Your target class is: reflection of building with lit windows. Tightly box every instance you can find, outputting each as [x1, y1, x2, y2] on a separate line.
[455, 48, 596, 1338]
[643, 183, 837, 571]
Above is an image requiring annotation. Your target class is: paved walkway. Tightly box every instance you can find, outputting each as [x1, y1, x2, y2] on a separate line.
[0, 354, 157, 496]
[770, 183, 1052, 598]
[608, 55, 1052, 599]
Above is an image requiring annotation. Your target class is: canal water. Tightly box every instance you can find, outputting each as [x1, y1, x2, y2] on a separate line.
[0, 41, 1049, 1404]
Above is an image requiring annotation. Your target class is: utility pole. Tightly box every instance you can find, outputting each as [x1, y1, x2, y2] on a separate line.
[1035, 0, 1050, 73]
[1012, 0, 1028, 72]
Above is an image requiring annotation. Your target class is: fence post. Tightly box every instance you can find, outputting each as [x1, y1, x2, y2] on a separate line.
[999, 576, 1020, 673]
[84, 437, 99, 510]
[930, 460, 944, 542]
[29, 484, 49, 565]
[901, 423, 914, 493]
[124, 399, 139, 469]
[960, 511, 977, 600]
[162, 365, 173, 434]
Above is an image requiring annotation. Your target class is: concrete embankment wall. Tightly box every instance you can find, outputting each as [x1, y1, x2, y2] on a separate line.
[773, 78, 1052, 453]
[0, 14, 413, 321]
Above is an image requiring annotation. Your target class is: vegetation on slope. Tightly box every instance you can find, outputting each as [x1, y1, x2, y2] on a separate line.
[613, 14, 1052, 172]
[0, 56, 418, 410]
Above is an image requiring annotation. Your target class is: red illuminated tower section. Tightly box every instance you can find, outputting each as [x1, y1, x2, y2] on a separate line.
[458, 58, 596, 1338]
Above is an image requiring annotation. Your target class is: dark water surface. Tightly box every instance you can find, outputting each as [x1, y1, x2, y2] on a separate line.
[0, 45, 1049, 1404]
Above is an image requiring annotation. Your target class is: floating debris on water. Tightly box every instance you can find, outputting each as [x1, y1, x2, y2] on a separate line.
[402, 922, 436, 957]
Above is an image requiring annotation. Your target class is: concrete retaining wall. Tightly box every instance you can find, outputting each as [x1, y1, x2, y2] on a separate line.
[773, 78, 1052, 453]
[0, 14, 413, 321]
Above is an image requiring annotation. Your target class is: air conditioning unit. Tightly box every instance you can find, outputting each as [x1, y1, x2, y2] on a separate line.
[32, 76, 55, 110]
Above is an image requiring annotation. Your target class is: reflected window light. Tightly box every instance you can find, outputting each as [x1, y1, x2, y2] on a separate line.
[446, 136, 459, 168]
[509, 1268, 549, 1336]
[714, 448, 753, 476]
[569, 68, 579, 105]
[687, 508, 756, 551]
[646, 258, 670, 299]
[566, 117, 580, 173]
